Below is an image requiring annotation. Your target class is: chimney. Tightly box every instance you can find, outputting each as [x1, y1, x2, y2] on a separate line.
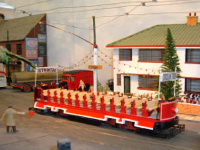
[0, 14, 5, 23]
[187, 12, 198, 26]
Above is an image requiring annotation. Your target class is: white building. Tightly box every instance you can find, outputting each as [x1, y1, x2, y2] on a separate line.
[107, 13, 200, 96]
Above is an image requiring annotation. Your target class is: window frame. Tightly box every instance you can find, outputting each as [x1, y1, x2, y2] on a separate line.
[40, 24, 46, 33]
[185, 49, 200, 63]
[16, 44, 22, 55]
[119, 49, 132, 61]
[138, 49, 164, 62]
[117, 74, 121, 86]
[38, 44, 46, 56]
[6, 44, 11, 51]
[138, 75, 158, 90]
[185, 78, 200, 93]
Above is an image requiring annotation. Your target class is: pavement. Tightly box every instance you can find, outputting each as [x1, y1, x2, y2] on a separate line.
[178, 113, 200, 122]
[0, 114, 199, 150]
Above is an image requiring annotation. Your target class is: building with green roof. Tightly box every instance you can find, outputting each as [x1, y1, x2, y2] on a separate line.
[0, 13, 47, 75]
[107, 13, 200, 96]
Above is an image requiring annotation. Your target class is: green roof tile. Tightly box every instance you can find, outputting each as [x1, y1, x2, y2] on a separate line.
[0, 14, 46, 42]
[107, 23, 200, 47]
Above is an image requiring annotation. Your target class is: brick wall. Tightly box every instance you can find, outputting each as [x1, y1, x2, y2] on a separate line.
[178, 103, 200, 115]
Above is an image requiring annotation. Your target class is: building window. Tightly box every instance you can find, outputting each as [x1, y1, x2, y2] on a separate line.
[117, 74, 121, 86]
[40, 24, 45, 33]
[139, 49, 164, 61]
[39, 45, 46, 56]
[139, 76, 158, 89]
[16, 44, 22, 55]
[185, 78, 200, 93]
[119, 49, 132, 61]
[6, 44, 11, 51]
[186, 49, 200, 63]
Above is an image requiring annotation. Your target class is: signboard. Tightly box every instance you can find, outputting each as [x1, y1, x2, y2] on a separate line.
[26, 49, 38, 59]
[26, 38, 38, 49]
[26, 60, 38, 71]
[36, 67, 57, 73]
[160, 72, 177, 82]
[38, 34, 46, 43]
[38, 57, 44, 67]
[88, 65, 102, 70]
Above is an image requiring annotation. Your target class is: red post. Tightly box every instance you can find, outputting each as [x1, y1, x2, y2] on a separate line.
[53, 90, 58, 103]
[121, 93, 123, 97]
[97, 90, 99, 96]
[40, 91, 44, 102]
[100, 96, 106, 112]
[82, 88, 84, 92]
[130, 93, 132, 98]
[75, 93, 80, 107]
[120, 98, 126, 113]
[91, 94, 96, 110]
[47, 90, 51, 103]
[60, 91, 65, 104]
[105, 91, 108, 95]
[130, 100, 137, 115]
[110, 97, 115, 113]
[68, 92, 72, 105]
[142, 101, 149, 117]
[150, 93, 153, 101]
[141, 95, 143, 100]
[113, 92, 116, 96]
[83, 94, 88, 108]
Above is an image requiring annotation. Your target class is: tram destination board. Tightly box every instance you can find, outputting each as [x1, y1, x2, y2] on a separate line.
[160, 72, 177, 82]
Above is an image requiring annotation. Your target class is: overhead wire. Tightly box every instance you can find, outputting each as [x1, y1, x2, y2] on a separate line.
[96, 4, 140, 28]
[18, 0, 200, 15]
[47, 22, 93, 30]
[16, 0, 54, 9]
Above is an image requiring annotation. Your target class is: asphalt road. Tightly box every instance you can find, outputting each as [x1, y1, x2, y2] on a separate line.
[0, 87, 199, 150]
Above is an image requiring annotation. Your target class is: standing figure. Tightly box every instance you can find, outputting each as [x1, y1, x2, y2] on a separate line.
[78, 80, 85, 91]
[0, 106, 25, 133]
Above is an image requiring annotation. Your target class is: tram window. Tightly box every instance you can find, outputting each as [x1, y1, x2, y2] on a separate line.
[70, 77, 75, 81]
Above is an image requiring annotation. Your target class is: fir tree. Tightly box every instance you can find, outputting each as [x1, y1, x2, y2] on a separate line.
[161, 28, 181, 101]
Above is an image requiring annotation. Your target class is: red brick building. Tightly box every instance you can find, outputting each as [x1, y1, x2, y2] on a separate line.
[0, 13, 47, 75]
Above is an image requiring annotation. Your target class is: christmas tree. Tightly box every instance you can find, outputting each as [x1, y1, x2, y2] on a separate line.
[161, 28, 181, 101]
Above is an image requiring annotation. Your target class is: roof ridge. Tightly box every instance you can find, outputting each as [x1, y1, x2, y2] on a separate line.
[107, 23, 200, 47]
[4, 13, 46, 21]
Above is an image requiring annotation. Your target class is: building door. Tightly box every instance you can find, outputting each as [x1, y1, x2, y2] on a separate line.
[124, 76, 130, 94]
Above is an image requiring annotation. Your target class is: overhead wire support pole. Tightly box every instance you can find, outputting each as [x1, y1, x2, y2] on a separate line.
[93, 16, 98, 96]
[158, 68, 162, 101]
[174, 67, 177, 98]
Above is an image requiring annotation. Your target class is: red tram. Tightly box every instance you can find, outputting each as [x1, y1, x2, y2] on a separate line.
[34, 87, 185, 138]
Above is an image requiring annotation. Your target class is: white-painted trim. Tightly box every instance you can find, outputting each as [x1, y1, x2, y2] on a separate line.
[34, 101, 154, 130]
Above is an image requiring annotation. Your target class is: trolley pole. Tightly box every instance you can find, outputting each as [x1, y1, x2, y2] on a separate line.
[93, 16, 97, 95]
[7, 30, 10, 85]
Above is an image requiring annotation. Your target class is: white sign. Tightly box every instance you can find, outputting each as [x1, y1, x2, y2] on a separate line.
[36, 67, 57, 73]
[38, 34, 46, 43]
[160, 72, 177, 82]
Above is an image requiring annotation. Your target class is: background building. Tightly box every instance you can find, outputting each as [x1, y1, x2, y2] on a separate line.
[0, 13, 47, 75]
[107, 13, 200, 95]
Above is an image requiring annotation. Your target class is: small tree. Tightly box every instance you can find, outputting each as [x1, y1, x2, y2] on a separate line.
[161, 28, 181, 101]
[0, 46, 35, 68]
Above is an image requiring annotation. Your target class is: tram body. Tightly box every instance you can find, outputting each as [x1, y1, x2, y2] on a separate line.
[34, 87, 185, 138]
